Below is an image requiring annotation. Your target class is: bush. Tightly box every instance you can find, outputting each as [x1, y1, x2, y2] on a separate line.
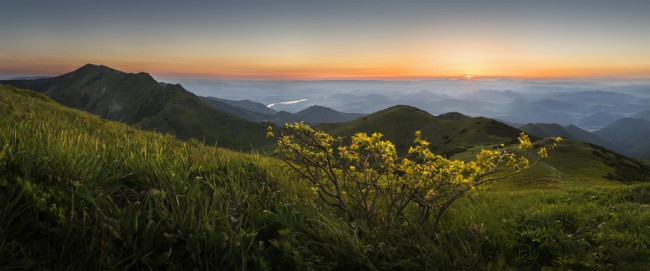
[268, 122, 559, 234]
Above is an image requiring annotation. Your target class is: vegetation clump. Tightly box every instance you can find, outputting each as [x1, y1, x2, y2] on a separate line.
[268, 122, 559, 234]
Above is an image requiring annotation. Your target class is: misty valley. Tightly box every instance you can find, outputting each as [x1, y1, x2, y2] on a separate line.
[194, 78, 650, 157]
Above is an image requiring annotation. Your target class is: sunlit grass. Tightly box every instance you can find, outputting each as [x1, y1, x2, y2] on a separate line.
[1, 84, 649, 269]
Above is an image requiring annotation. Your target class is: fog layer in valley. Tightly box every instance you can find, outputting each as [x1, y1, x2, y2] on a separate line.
[170, 78, 650, 131]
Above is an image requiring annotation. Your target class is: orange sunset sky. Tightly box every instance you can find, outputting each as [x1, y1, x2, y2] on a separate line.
[1, 0, 649, 81]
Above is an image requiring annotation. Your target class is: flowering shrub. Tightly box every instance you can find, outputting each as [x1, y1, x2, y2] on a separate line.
[268, 122, 560, 233]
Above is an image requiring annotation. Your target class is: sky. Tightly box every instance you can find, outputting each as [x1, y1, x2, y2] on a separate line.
[1, 0, 649, 80]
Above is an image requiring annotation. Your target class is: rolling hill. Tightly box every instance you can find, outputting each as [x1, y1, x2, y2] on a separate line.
[1, 64, 270, 150]
[205, 96, 278, 115]
[314, 105, 650, 187]
[317, 105, 524, 156]
[519, 123, 613, 149]
[200, 96, 296, 125]
[200, 97, 361, 125]
[293, 105, 364, 123]
[492, 138, 650, 190]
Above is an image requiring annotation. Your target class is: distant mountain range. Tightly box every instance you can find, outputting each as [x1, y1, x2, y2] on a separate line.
[519, 121, 650, 160]
[201, 97, 364, 125]
[209, 97, 277, 115]
[200, 96, 297, 125]
[3, 64, 650, 161]
[595, 118, 650, 159]
[519, 123, 613, 149]
[178, 78, 650, 134]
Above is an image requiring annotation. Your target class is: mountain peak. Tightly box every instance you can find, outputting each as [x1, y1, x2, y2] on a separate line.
[520, 122, 613, 149]
[74, 64, 155, 80]
[438, 112, 470, 120]
[299, 105, 336, 112]
[319, 104, 522, 156]
[76, 63, 119, 73]
[295, 105, 364, 123]
[382, 105, 431, 115]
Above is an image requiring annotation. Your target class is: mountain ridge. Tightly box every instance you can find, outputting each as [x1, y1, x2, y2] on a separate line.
[1, 64, 271, 150]
[200, 97, 361, 125]
[202, 96, 278, 115]
[520, 123, 613, 149]
[317, 105, 523, 156]
[294, 105, 365, 123]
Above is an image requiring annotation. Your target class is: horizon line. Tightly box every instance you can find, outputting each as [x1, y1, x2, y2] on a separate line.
[2, 64, 649, 84]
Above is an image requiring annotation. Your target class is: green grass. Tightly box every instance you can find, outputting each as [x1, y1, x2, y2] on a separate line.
[2, 85, 650, 270]
[0, 85, 353, 269]
[491, 139, 650, 190]
[442, 186, 650, 270]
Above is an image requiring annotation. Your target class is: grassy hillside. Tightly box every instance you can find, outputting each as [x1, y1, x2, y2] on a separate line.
[1, 64, 271, 150]
[318, 105, 523, 156]
[0, 85, 348, 269]
[485, 139, 650, 190]
[2, 86, 650, 269]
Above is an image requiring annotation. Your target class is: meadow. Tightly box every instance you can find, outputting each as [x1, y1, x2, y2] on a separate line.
[1, 85, 649, 270]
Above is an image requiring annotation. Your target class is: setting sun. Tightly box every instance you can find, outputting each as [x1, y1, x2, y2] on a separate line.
[1, 1, 648, 80]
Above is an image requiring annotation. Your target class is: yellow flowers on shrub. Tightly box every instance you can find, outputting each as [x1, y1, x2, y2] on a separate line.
[268, 123, 557, 233]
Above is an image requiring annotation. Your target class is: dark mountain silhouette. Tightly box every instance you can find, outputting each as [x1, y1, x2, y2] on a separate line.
[1, 64, 270, 150]
[294, 105, 364, 123]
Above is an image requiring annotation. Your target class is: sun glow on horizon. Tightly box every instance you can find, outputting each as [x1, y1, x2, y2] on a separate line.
[1, 1, 649, 82]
